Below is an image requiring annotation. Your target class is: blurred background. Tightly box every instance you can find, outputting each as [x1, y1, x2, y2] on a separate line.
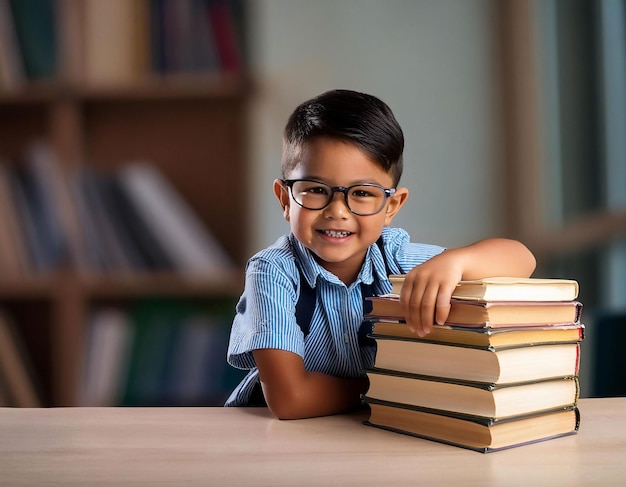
[0, 0, 623, 407]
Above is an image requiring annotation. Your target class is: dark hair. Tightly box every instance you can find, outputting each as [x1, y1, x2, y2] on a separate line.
[281, 89, 404, 186]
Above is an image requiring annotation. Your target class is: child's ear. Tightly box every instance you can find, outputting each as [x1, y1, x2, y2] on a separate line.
[384, 187, 409, 225]
[273, 179, 291, 221]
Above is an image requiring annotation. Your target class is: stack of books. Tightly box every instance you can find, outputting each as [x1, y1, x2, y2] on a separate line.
[362, 276, 584, 453]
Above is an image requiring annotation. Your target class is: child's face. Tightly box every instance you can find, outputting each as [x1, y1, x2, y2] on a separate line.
[274, 137, 408, 284]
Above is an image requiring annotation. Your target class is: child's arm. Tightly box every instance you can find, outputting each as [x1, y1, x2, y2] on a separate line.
[399, 238, 536, 337]
[253, 348, 368, 420]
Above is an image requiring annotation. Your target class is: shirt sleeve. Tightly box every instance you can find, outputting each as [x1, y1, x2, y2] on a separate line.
[382, 227, 446, 274]
[227, 257, 305, 370]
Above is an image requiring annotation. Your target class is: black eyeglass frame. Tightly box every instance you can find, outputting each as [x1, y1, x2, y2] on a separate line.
[282, 178, 396, 216]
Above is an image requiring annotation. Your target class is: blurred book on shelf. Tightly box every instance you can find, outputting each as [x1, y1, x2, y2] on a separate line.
[79, 299, 243, 407]
[0, 0, 247, 91]
[0, 141, 235, 277]
[0, 310, 42, 407]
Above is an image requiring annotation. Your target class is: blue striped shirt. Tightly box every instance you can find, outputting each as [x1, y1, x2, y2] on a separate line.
[224, 226, 445, 406]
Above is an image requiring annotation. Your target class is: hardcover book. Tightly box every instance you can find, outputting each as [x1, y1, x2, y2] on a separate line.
[373, 337, 581, 384]
[370, 320, 585, 348]
[387, 276, 579, 302]
[365, 369, 579, 419]
[365, 297, 582, 327]
[364, 398, 580, 453]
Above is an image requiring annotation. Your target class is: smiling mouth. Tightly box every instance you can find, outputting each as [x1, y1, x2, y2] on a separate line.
[320, 230, 352, 238]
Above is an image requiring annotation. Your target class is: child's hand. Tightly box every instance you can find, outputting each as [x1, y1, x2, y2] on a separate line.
[397, 238, 536, 336]
[398, 250, 463, 337]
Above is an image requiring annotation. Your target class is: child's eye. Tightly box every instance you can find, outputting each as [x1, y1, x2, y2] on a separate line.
[306, 184, 330, 195]
[351, 188, 377, 198]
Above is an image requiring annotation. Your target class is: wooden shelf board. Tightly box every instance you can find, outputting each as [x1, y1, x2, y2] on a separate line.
[526, 209, 626, 259]
[0, 75, 249, 105]
[78, 271, 245, 299]
[79, 74, 249, 101]
[0, 271, 244, 300]
[0, 277, 58, 299]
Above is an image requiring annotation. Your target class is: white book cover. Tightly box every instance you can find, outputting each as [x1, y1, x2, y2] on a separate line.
[82, 0, 147, 85]
[118, 162, 235, 274]
[79, 308, 133, 407]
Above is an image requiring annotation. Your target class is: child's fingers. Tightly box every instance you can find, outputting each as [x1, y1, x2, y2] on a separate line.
[434, 301, 451, 326]
[400, 278, 425, 336]
[419, 284, 439, 335]
[434, 282, 456, 325]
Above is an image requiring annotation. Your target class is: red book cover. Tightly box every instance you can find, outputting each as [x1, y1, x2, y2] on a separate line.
[207, 0, 242, 73]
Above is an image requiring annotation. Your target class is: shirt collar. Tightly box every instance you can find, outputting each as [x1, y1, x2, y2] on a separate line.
[288, 234, 391, 292]
[367, 240, 391, 289]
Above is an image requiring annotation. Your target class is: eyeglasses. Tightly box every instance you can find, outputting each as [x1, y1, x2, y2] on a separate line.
[282, 179, 396, 216]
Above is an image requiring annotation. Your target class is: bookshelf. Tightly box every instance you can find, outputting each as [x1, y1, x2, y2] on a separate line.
[0, 0, 249, 406]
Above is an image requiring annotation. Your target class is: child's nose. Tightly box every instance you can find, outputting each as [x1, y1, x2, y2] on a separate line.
[323, 191, 350, 217]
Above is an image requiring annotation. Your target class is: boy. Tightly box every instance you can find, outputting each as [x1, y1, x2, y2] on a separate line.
[225, 89, 536, 419]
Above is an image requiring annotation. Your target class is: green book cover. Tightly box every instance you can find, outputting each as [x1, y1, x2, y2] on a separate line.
[9, 0, 57, 79]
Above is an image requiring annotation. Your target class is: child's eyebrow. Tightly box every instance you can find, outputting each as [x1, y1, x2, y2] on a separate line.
[300, 175, 389, 187]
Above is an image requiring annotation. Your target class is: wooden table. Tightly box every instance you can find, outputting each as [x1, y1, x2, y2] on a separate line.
[1, 398, 625, 486]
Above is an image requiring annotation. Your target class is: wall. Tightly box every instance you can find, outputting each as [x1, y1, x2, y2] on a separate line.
[246, 0, 503, 255]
